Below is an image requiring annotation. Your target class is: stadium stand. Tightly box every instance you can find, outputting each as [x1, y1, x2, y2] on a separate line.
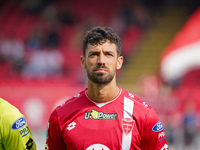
[1, 0, 200, 149]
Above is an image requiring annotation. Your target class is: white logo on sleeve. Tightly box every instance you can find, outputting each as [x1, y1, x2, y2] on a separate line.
[86, 144, 110, 150]
[143, 102, 148, 107]
[67, 121, 76, 131]
[129, 93, 134, 98]
[161, 144, 168, 150]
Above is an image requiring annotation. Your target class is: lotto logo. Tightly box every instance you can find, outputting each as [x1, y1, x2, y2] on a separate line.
[26, 138, 35, 150]
[67, 121, 76, 131]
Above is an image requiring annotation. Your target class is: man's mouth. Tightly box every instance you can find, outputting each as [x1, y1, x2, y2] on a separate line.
[95, 68, 107, 73]
[93, 66, 108, 73]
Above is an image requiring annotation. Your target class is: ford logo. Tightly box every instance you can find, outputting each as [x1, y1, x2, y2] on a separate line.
[152, 121, 163, 132]
[11, 117, 26, 130]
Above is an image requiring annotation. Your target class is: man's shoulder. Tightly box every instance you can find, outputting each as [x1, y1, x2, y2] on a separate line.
[122, 89, 152, 111]
[122, 89, 158, 125]
[123, 90, 152, 113]
[0, 98, 23, 120]
[53, 89, 86, 113]
[0, 98, 26, 133]
[49, 89, 88, 124]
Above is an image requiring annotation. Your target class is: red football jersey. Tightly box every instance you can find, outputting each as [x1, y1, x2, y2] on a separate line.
[45, 88, 168, 150]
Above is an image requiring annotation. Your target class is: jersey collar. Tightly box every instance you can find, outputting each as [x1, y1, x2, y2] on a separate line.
[85, 88, 122, 108]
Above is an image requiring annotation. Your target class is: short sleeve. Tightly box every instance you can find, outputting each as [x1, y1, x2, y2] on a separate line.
[1, 109, 36, 150]
[45, 110, 66, 150]
[141, 108, 169, 150]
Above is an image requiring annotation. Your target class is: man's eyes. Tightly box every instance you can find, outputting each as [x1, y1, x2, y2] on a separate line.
[106, 53, 113, 56]
[89, 52, 114, 57]
[89, 53, 97, 56]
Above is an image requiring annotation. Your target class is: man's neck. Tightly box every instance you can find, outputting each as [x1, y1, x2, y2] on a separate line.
[87, 81, 120, 103]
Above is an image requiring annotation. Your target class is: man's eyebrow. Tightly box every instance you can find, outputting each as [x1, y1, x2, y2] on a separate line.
[88, 51, 99, 55]
[105, 50, 115, 53]
[89, 50, 99, 53]
[103, 50, 116, 55]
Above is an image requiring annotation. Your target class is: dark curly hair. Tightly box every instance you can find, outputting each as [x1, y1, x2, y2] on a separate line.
[83, 26, 121, 57]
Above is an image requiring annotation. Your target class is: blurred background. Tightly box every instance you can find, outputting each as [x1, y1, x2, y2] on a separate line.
[0, 0, 200, 149]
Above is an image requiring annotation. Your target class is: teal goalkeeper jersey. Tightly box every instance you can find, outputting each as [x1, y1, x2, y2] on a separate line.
[0, 98, 36, 150]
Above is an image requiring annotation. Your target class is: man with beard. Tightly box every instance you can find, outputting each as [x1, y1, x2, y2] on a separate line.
[45, 26, 168, 150]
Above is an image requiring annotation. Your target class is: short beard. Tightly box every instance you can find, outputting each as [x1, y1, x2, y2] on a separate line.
[86, 65, 115, 84]
[87, 71, 114, 84]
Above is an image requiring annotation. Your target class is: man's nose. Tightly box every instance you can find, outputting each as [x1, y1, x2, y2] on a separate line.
[97, 53, 105, 65]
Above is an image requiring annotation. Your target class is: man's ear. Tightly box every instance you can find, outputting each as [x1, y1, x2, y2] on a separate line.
[80, 56, 86, 69]
[116, 56, 123, 70]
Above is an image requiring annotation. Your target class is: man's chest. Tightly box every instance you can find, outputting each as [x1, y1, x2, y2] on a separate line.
[61, 107, 141, 149]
